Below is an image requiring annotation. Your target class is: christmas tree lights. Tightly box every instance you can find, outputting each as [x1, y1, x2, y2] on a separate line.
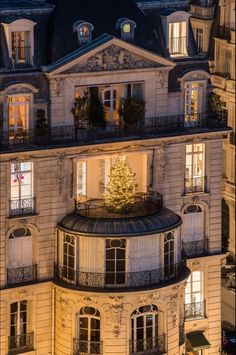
[104, 156, 137, 211]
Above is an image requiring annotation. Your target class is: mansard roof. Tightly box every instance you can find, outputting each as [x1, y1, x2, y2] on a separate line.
[47, 0, 162, 62]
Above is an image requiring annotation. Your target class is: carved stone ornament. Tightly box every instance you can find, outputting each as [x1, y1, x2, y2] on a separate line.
[138, 292, 160, 305]
[78, 296, 98, 306]
[192, 260, 200, 271]
[159, 142, 167, 182]
[109, 296, 123, 337]
[63, 45, 159, 73]
[169, 293, 179, 327]
[57, 290, 71, 328]
[54, 78, 64, 96]
[56, 153, 65, 194]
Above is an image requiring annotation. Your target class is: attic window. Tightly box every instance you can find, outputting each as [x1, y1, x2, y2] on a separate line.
[116, 18, 136, 40]
[73, 21, 94, 44]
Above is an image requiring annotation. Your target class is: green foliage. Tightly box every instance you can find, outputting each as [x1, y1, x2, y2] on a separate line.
[119, 96, 145, 126]
[104, 156, 138, 211]
[87, 87, 106, 128]
[208, 92, 224, 118]
[35, 109, 48, 135]
[71, 91, 89, 128]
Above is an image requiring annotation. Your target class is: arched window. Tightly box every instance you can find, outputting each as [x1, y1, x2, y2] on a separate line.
[73, 21, 94, 44]
[63, 234, 75, 282]
[105, 239, 126, 286]
[164, 231, 174, 277]
[131, 305, 160, 353]
[116, 18, 136, 40]
[76, 307, 101, 354]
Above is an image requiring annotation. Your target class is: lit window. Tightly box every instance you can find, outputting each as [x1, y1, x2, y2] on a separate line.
[11, 31, 30, 63]
[9, 301, 33, 353]
[168, 22, 187, 56]
[76, 307, 101, 354]
[77, 161, 86, 197]
[8, 95, 30, 137]
[123, 23, 131, 33]
[185, 144, 205, 193]
[185, 271, 205, 320]
[79, 25, 90, 37]
[131, 305, 161, 353]
[10, 162, 34, 216]
[184, 82, 204, 123]
[196, 28, 204, 53]
[105, 239, 126, 286]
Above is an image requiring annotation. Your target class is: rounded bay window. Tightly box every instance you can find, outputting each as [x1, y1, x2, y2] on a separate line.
[55, 193, 188, 291]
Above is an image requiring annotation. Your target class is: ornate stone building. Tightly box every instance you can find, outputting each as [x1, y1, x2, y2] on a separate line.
[0, 1, 230, 355]
[210, 0, 235, 259]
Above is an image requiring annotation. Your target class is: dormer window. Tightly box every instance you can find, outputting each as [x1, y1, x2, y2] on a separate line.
[160, 11, 190, 57]
[116, 18, 136, 40]
[73, 21, 94, 44]
[1, 19, 36, 66]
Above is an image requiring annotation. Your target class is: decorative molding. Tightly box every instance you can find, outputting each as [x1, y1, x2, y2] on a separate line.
[63, 45, 158, 74]
[138, 292, 160, 305]
[159, 142, 167, 182]
[56, 153, 66, 194]
[169, 292, 179, 327]
[109, 296, 123, 337]
[57, 290, 71, 328]
[53, 78, 64, 96]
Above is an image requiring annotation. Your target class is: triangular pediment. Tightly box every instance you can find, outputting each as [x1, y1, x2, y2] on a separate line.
[43, 36, 175, 75]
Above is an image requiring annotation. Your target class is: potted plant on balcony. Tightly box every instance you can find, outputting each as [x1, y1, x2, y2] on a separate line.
[208, 92, 227, 126]
[119, 96, 145, 133]
[87, 87, 106, 129]
[71, 91, 89, 140]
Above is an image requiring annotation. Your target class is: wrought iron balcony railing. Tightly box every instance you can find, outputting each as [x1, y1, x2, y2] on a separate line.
[184, 301, 206, 320]
[129, 334, 166, 355]
[12, 46, 31, 64]
[54, 261, 187, 290]
[7, 265, 37, 286]
[75, 191, 163, 219]
[169, 37, 187, 55]
[182, 239, 209, 258]
[0, 113, 229, 152]
[73, 339, 102, 355]
[8, 332, 34, 355]
[184, 176, 206, 194]
[9, 197, 36, 217]
[179, 322, 185, 346]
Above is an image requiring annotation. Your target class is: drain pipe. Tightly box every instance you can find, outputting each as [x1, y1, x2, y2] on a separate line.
[51, 285, 55, 355]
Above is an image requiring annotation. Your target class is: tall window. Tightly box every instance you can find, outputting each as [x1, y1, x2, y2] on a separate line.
[77, 307, 101, 354]
[8, 227, 34, 284]
[131, 305, 159, 353]
[105, 239, 126, 286]
[169, 22, 187, 56]
[185, 271, 205, 320]
[63, 234, 75, 282]
[225, 50, 231, 77]
[196, 28, 204, 53]
[164, 232, 174, 278]
[77, 161, 86, 196]
[9, 301, 28, 352]
[8, 95, 30, 136]
[10, 162, 34, 216]
[184, 82, 203, 122]
[11, 31, 30, 63]
[185, 271, 203, 304]
[185, 144, 205, 193]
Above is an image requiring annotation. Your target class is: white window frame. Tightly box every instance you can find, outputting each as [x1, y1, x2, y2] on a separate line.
[77, 161, 87, 197]
[131, 305, 159, 352]
[185, 271, 203, 304]
[168, 21, 187, 56]
[196, 28, 204, 53]
[63, 234, 76, 283]
[8, 94, 31, 135]
[105, 239, 126, 286]
[2, 19, 36, 65]
[73, 21, 94, 43]
[185, 143, 205, 181]
[10, 162, 34, 201]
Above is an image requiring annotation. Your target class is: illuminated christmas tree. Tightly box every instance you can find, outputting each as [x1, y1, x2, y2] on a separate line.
[105, 156, 137, 211]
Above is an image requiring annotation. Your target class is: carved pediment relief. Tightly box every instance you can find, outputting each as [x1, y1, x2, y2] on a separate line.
[62, 45, 162, 74]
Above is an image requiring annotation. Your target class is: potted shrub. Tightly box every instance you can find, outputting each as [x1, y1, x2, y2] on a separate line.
[119, 96, 145, 132]
[208, 92, 227, 126]
[71, 91, 89, 140]
[35, 109, 48, 144]
[87, 87, 106, 128]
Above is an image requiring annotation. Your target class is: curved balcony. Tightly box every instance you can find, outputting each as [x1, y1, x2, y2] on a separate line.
[59, 192, 182, 237]
[54, 261, 189, 292]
